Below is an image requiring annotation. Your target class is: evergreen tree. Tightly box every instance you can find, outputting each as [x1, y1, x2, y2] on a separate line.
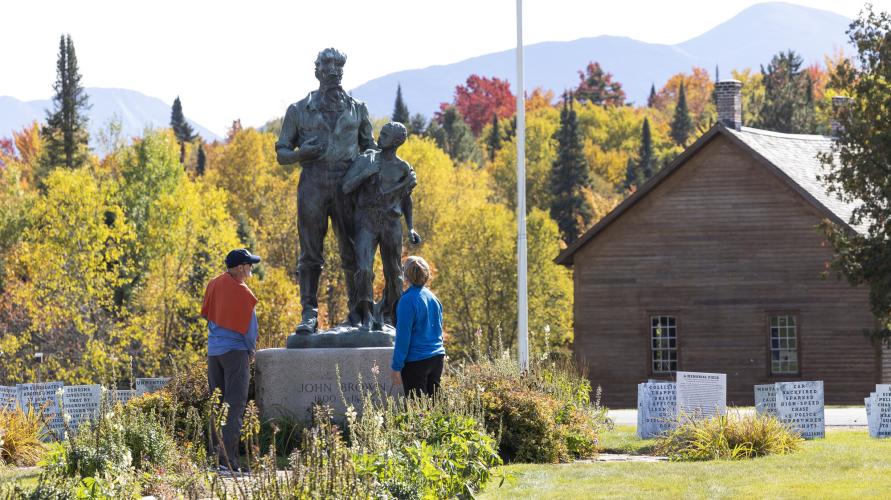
[41, 34, 91, 173]
[755, 50, 816, 133]
[647, 83, 657, 108]
[550, 93, 593, 243]
[638, 117, 654, 180]
[170, 97, 196, 143]
[670, 81, 693, 147]
[196, 143, 206, 176]
[622, 159, 637, 192]
[427, 106, 478, 163]
[170, 96, 197, 164]
[408, 113, 427, 136]
[622, 117, 654, 191]
[487, 114, 502, 162]
[392, 84, 410, 125]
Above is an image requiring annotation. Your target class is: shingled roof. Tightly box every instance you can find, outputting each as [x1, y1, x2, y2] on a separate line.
[555, 123, 864, 266]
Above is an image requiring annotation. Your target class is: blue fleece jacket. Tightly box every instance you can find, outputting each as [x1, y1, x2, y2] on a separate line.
[207, 311, 258, 356]
[392, 285, 445, 371]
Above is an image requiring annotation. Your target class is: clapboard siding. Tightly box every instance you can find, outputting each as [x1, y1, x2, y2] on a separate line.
[572, 134, 878, 407]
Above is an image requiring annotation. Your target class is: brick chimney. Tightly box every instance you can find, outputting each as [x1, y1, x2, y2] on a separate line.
[714, 79, 742, 130]
[831, 95, 852, 137]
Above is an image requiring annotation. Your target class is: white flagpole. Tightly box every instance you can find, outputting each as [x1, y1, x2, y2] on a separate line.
[516, 0, 529, 372]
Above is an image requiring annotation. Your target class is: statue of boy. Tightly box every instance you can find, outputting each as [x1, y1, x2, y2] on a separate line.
[342, 122, 421, 329]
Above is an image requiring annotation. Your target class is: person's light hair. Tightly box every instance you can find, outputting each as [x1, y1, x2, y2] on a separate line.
[403, 256, 432, 287]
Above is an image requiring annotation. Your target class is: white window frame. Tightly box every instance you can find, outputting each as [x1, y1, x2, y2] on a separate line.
[650, 315, 677, 374]
[769, 314, 799, 375]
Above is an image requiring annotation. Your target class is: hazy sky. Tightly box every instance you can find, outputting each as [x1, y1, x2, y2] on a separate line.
[3, 0, 888, 136]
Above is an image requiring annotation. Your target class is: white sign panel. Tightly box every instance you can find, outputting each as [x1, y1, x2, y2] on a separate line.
[114, 389, 136, 404]
[135, 378, 171, 396]
[776, 381, 825, 439]
[0, 386, 18, 410]
[676, 371, 726, 419]
[62, 384, 101, 430]
[17, 381, 64, 439]
[637, 382, 676, 438]
[872, 385, 891, 439]
[754, 384, 777, 416]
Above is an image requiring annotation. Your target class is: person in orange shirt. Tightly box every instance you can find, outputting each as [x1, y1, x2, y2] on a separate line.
[201, 248, 260, 474]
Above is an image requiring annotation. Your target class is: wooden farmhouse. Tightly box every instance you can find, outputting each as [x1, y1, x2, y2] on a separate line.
[557, 81, 891, 408]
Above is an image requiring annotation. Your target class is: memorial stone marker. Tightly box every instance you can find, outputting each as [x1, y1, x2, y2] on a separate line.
[754, 384, 777, 416]
[636, 381, 677, 438]
[676, 371, 726, 419]
[0, 386, 18, 410]
[17, 381, 64, 438]
[863, 392, 877, 437]
[114, 389, 136, 404]
[136, 377, 171, 396]
[870, 384, 891, 438]
[62, 384, 101, 430]
[775, 381, 825, 439]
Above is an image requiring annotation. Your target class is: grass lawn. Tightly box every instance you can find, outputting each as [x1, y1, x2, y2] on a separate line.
[481, 426, 891, 499]
[0, 467, 41, 489]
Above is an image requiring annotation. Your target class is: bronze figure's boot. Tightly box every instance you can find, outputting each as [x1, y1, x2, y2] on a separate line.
[296, 267, 321, 334]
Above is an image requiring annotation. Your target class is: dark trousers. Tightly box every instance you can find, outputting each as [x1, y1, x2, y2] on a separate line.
[297, 166, 357, 318]
[208, 350, 250, 467]
[401, 354, 444, 398]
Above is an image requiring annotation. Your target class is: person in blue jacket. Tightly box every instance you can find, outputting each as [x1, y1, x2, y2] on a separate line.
[391, 256, 445, 397]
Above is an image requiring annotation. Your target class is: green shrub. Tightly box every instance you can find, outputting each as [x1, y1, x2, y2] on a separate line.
[259, 412, 304, 457]
[0, 407, 47, 466]
[654, 412, 804, 461]
[345, 371, 502, 499]
[286, 406, 375, 498]
[450, 352, 609, 463]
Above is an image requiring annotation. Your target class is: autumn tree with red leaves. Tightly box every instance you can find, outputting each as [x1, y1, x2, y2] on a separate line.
[575, 62, 626, 106]
[451, 75, 516, 136]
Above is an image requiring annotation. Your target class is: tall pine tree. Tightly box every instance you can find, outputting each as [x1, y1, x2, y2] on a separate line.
[487, 113, 502, 162]
[427, 106, 477, 163]
[670, 81, 693, 147]
[170, 96, 196, 163]
[392, 84, 410, 125]
[647, 83, 657, 108]
[196, 143, 206, 176]
[408, 113, 427, 136]
[755, 50, 816, 133]
[41, 34, 90, 173]
[623, 117, 654, 191]
[550, 93, 593, 243]
[170, 96, 196, 142]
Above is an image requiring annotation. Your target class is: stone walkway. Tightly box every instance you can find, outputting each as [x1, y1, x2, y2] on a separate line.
[608, 407, 868, 426]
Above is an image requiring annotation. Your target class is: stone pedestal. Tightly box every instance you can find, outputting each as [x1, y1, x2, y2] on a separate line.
[255, 347, 396, 422]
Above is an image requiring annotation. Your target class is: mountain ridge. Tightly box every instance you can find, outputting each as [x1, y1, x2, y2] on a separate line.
[0, 87, 220, 148]
[350, 2, 851, 117]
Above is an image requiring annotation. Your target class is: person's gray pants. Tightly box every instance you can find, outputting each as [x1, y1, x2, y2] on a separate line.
[208, 350, 250, 468]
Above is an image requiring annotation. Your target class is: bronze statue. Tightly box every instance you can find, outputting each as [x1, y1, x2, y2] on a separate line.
[342, 122, 421, 330]
[275, 48, 376, 334]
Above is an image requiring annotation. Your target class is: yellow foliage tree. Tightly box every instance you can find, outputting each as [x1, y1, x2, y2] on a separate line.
[488, 106, 560, 211]
[427, 203, 573, 358]
[6, 168, 134, 383]
[252, 266, 300, 350]
[126, 178, 240, 375]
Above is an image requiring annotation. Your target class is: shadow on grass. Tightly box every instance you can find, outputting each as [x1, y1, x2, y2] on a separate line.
[598, 425, 658, 455]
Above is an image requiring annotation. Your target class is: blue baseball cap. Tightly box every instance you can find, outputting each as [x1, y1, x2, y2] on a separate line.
[225, 248, 261, 268]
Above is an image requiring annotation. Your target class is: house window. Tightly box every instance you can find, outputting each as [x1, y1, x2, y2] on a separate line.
[770, 315, 799, 374]
[651, 315, 677, 374]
